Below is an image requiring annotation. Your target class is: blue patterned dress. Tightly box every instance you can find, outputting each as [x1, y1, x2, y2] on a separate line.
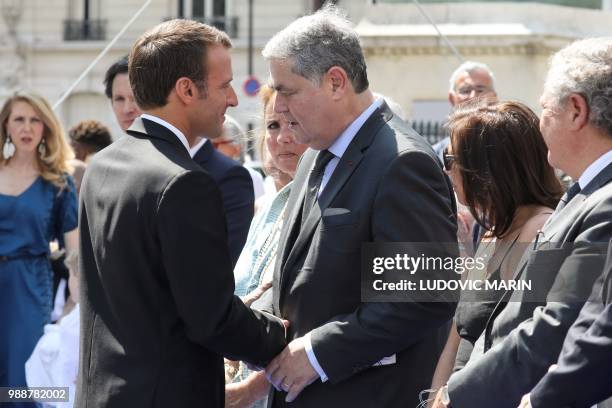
[231, 182, 292, 408]
[0, 175, 77, 406]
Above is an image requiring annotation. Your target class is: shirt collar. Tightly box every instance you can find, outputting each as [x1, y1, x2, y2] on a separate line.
[578, 149, 612, 189]
[189, 138, 209, 158]
[140, 113, 191, 155]
[327, 98, 383, 159]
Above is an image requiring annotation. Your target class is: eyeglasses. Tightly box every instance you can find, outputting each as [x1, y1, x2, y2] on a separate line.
[443, 149, 456, 171]
[456, 85, 492, 97]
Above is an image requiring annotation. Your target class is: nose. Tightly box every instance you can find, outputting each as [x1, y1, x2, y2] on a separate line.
[227, 85, 238, 107]
[277, 123, 295, 144]
[125, 99, 137, 114]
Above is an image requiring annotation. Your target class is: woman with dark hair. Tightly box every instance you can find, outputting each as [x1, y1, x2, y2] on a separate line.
[427, 101, 563, 404]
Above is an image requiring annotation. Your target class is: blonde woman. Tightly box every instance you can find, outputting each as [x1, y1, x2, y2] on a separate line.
[225, 86, 308, 408]
[0, 92, 78, 397]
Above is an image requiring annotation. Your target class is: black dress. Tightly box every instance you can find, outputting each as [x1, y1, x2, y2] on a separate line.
[453, 235, 520, 371]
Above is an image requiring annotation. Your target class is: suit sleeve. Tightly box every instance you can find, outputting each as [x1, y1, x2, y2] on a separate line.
[310, 150, 459, 384]
[447, 198, 612, 408]
[156, 171, 285, 366]
[216, 165, 255, 266]
[530, 300, 612, 407]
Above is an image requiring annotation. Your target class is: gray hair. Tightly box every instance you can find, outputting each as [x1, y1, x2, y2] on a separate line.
[262, 5, 369, 93]
[544, 37, 612, 137]
[373, 92, 407, 121]
[222, 115, 246, 162]
[449, 61, 496, 92]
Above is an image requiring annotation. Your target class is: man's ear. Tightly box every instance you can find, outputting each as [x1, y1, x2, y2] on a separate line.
[175, 77, 196, 105]
[448, 91, 456, 107]
[326, 66, 348, 100]
[567, 93, 590, 131]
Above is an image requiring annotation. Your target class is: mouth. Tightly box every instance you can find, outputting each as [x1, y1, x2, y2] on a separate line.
[20, 137, 33, 144]
[277, 152, 297, 159]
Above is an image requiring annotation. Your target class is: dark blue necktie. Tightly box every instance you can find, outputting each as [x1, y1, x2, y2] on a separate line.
[301, 150, 335, 226]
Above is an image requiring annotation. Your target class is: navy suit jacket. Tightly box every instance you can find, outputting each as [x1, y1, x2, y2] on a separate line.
[529, 239, 612, 408]
[76, 118, 285, 408]
[192, 141, 254, 266]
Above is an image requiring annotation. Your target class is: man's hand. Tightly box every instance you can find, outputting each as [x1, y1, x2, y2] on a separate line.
[225, 371, 270, 408]
[518, 393, 532, 408]
[265, 336, 318, 402]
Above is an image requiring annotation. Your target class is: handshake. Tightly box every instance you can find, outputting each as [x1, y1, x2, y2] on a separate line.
[225, 283, 319, 408]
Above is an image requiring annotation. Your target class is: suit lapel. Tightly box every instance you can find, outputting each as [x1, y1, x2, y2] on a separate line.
[277, 103, 393, 302]
[285, 142, 365, 268]
[484, 161, 612, 339]
[192, 140, 214, 165]
[273, 150, 315, 312]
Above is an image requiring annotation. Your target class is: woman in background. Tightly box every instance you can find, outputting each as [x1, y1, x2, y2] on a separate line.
[427, 101, 563, 405]
[0, 92, 78, 404]
[225, 85, 308, 408]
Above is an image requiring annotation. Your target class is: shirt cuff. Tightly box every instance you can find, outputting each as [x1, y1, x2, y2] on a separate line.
[304, 332, 328, 383]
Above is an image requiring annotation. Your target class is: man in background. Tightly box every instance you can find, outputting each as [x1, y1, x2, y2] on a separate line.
[77, 20, 286, 408]
[432, 61, 498, 158]
[104, 56, 254, 265]
[103, 56, 142, 132]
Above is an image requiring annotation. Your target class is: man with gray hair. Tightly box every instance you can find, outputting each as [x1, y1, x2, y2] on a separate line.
[432, 60, 497, 157]
[433, 37, 612, 408]
[255, 5, 458, 407]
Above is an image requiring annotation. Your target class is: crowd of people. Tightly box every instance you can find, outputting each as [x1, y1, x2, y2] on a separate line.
[1, 4, 611, 408]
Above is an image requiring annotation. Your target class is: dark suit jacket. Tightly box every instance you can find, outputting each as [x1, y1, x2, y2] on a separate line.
[529, 239, 612, 408]
[448, 163, 612, 408]
[76, 118, 285, 408]
[259, 103, 458, 407]
[192, 140, 254, 266]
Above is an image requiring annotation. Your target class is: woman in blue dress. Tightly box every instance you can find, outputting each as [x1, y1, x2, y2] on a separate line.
[0, 92, 78, 405]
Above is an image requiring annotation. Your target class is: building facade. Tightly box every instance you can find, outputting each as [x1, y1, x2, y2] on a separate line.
[1, 1, 611, 150]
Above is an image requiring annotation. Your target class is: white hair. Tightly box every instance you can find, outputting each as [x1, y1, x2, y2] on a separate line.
[544, 37, 612, 137]
[373, 92, 407, 121]
[222, 115, 246, 162]
[262, 4, 369, 93]
[448, 61, 496, 92]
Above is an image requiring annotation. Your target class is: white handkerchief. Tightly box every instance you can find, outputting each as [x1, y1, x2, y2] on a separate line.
[372, 354, 396, 366]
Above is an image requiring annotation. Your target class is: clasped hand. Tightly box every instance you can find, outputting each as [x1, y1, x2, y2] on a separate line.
[264, 336, 318, 402]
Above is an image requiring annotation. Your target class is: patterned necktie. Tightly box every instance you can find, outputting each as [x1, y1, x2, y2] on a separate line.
[301, 150, 335, 225]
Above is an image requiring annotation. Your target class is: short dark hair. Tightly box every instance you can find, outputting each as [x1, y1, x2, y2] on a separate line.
[448, 101, 563, 238]
[69, 120, 112, 152]
[128, 19, 231, 110]
[103, 55, 129, 99]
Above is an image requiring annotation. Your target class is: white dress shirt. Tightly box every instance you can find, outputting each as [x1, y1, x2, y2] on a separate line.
[304, 97, 391, 383]
[189, 137, 209, 158]
[318, 98, 384, 196]
[578, 149, 612, 189]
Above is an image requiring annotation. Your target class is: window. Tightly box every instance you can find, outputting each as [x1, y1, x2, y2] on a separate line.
[64, 0, 107, 41]
[190, 0, 238, 38]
